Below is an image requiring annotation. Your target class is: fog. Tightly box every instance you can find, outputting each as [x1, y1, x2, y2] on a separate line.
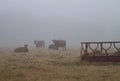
[0, 0, 120, 48]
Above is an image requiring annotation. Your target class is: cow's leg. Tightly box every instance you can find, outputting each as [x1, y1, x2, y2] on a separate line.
[42, 45, 45, 48]
[54, 46, 58, 50]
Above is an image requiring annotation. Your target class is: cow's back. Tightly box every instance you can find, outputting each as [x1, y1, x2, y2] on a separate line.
[14, 47, 28, 52]
[52, 40, 66, 47]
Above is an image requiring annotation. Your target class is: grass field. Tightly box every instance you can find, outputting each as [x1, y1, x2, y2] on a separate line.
[0, 47, 120, 81]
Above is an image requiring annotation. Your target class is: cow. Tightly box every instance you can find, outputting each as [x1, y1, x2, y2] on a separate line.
[52, 40, 66, 50]
[48, 44, 57, 50]
[14, 44, 28, 52]
[34, 40, 45, 48]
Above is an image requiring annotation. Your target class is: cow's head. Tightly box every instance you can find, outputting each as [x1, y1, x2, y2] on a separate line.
[34, 40, 37, 44]
[52, 39, 56, 43]
[24, 44, 28, 48]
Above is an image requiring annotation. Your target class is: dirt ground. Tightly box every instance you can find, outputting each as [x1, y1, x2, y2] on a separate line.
[0, 48, 120, 81]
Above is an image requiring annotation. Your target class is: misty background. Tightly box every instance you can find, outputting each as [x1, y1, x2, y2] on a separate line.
[0, 0, 120, 48]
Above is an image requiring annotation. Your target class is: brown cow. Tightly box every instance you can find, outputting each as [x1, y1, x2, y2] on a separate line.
[14, 44, 28, 52]
[48, 44, 57, 50]
[34, 40, 45, 48]
[52, 40, 66, 50]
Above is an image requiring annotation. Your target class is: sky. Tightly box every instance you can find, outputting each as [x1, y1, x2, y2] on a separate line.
[0, 0, 120, 48]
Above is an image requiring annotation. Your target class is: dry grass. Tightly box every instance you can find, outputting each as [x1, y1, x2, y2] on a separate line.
[0, 48, 120, 81]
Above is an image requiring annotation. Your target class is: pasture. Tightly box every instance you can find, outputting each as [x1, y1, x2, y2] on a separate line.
[0, 47, 120, 81]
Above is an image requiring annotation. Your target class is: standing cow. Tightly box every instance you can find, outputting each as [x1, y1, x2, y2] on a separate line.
[52, 40, 66, 50]
[34, 40, 45, 48]
[14, 44, 28, 52]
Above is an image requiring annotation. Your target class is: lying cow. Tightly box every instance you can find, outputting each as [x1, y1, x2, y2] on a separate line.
[14, 44, 28, 52]
[48, 44, 57, 50]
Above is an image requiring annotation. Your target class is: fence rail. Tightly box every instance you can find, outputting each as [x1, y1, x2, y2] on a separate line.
[81, 41, 120, 56]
